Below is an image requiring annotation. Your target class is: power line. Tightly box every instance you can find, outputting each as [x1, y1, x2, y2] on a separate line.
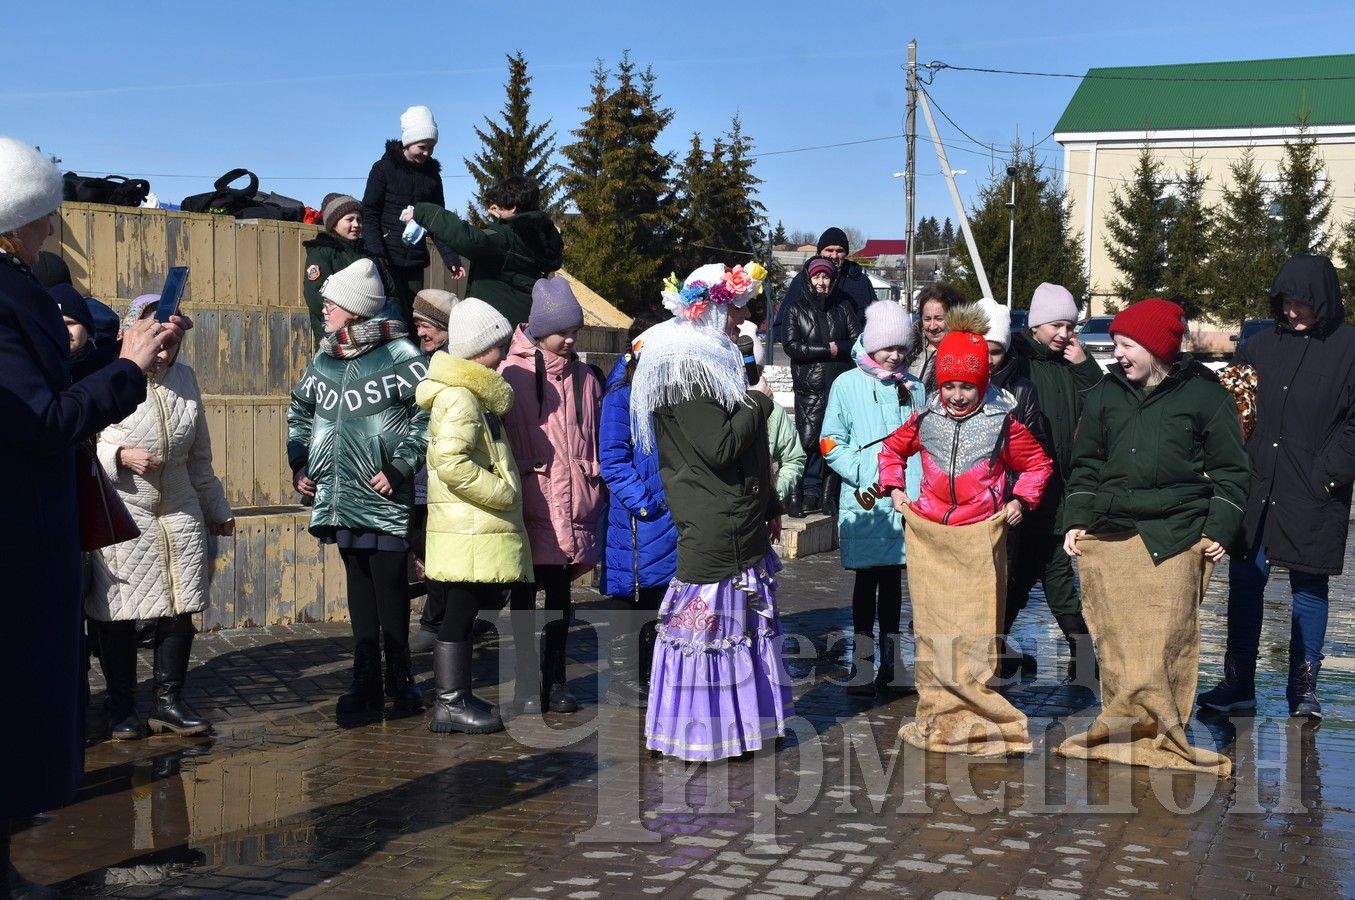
[748, 134, 902, 159]
[929, 61, 1355, 83]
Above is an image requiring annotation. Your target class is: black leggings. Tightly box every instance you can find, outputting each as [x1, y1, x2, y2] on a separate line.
[341, 548, 411, 652]
[430, 581, 502, 643]
[509, 564, 574, 621]
[852, 566, 903, 644]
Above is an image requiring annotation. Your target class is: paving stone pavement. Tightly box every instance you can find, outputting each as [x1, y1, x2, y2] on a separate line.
[11, 548, 1355, 899]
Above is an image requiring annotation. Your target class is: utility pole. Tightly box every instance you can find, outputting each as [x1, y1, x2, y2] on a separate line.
[904, 39, 917, 312]
[917, 88, 994, 300]
[1005, 166, 1016, 308]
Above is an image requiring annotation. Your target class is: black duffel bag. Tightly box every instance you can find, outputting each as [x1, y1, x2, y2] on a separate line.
[62, 172, 151, 207]
[181, 168, 302, 221]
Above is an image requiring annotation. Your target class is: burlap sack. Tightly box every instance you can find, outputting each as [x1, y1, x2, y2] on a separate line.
[1055, 531, 1230, 777]
[899, 506, 1032, 757]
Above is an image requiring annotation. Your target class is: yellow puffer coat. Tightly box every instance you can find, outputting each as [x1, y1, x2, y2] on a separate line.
[416, 352, 532, 584]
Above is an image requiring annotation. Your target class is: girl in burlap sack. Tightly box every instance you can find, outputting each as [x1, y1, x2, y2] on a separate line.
[877, 306, 1052, 757]
[1058, 298, 1248, 776]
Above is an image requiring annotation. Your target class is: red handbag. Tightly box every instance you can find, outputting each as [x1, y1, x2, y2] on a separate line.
[77, 441, 140, 551]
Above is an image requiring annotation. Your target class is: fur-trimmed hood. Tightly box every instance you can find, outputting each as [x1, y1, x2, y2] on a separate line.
[416, 351, 514, 417]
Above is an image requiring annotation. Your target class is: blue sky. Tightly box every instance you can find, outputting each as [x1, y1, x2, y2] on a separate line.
[10, 1, 1355, 246]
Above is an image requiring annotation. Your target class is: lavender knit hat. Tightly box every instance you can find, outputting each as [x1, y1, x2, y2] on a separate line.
[528, 276, 584, 337]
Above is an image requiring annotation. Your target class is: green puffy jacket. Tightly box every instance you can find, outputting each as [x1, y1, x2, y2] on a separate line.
[411, 204, 564, 327]
[1064, 356, 1248, 562]
[286, 317, 430, 540]
[1011, 330, 1104, 532]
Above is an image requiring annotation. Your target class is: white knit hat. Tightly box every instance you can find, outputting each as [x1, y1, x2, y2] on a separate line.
[0, 136, 62, 235]
[400, 105, 438, 146]
[1028, 282, 1078, 328]
[862, 300, 912, 353]
[446, 297, 512, 359]
[320, 258, 387, 319]
[977, 297, 1011, 349]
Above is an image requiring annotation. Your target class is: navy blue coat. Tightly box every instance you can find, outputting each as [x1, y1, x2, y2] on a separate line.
[0, 253, 145, 817]
[598, 353, 677, 597]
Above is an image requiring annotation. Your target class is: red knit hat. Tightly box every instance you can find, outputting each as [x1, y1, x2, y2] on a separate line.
[1109, 298, 1185, 363]
[935, 329, 989, 392]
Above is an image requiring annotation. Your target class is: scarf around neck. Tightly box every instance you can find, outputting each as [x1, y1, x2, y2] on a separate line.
[320, 317, 408, 359]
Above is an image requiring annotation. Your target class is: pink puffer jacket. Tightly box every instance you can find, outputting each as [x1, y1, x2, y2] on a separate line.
[499, 324, 604, 568]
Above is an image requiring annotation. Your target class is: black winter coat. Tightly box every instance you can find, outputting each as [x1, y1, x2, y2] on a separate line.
[301, 231, 397, 346]
[360, 140, 460, 270]
[773, 260, 876, 337]
[0, 253, 146, 817]
[990, 352, 1052, 456]
[1235, 254, 1355, 575]
[654, 391, 779, 584]
[781, 283, 863, 448]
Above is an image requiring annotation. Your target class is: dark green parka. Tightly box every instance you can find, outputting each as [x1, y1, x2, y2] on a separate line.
[1011, 330, 1104, 532]
[411, 204, 564, 327]
[1063, 356, 1249, 562]
[654, 391, 779, 584]
[301, 231, 397, 348]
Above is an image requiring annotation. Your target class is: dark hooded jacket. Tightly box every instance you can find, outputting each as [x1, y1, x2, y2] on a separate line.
[773, 259, 875, 339]
[1235, 254, 1355, 574]
[360, 140, 460, 271]
[411, 204, 563, 327]
[780, 265, 863, 448]
[989, 351, 1052, 458]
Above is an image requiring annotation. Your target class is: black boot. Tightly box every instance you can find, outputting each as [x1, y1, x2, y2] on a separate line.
[384, 640, 423, 714]
[845, 638, 875, 696]
[336, 639, 384, 715]
[787, 479, 805, 519]
[639, 619, 658, 692]
[95, 620, 145, 741]
[1198, 652, 1257, 713]
[542, 618, 579, 713]
[1055, 612, 1096, 689]
[874, 634, 914, 695]
[510, 610, 543, 715]
[803, 490, 823, 515]
[1289, 660, 1323, 720]
[605, 627, 647, 708]
[147, 615, 211, 736]
[429, 641, 503, 734]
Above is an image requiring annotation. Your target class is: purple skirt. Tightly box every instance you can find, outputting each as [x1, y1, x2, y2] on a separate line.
[644, 551, 795, 762]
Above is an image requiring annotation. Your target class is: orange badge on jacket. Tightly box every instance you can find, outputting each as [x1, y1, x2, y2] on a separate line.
[306, 264, 321, 281]
[820, 436, 837, 457]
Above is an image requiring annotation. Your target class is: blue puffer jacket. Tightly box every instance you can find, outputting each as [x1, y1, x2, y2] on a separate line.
[821, 339, 926, 569]
[598, 353, 678, 597]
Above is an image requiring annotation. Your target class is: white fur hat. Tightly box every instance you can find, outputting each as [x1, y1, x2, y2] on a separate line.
[862, 300, 912, 353]
[0, 136, 62, 235]
[977, 297, 1011, 349]
[400, 105, 438, 146]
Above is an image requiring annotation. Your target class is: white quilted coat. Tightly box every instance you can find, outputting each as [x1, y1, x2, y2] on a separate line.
[87, 362, 233, 621]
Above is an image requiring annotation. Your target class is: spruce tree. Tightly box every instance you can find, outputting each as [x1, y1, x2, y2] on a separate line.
[915, 216, 940, 252]
[1274, 120, 1334, 257]
[772, 220, 788, 247]
[559, 53, 675, 312]
[1212, 148, 1282, 328]
[1335, 215, 1355, 323]
[463, 51, 558, 225]
[941, 217, 955, 249]
[1103, 145, 1173, 303]
[1161, 157, 1216, 320]
[950, 144, 1087, 308]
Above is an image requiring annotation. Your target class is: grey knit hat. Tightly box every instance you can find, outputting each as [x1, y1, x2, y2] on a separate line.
[320, 258, 386, 319]
[412, 288, 457, 329]
[321, 193, 361, 232]
[528, 276, 584, 338]
[446, 297, 512, 359]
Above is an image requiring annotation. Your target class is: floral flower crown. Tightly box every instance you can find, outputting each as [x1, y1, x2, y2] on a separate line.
[661, 262, 767, 322]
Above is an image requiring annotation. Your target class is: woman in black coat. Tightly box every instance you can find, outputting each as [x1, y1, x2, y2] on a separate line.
[780, 255, 863, 515]
[0, 134, 185, 889]
[1199, 254, 1355, 720]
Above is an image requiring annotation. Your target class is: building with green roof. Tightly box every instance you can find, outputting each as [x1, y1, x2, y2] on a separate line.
[1054, 54, 1355, 329]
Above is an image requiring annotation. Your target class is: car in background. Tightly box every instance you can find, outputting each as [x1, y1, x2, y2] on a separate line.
[1010, 309, 1028, 333]
[1231, 318, 1275, 355]
[1076, 316, 1116, 363]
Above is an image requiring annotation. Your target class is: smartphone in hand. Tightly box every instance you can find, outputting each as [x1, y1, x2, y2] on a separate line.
[155, 266, 189, 323]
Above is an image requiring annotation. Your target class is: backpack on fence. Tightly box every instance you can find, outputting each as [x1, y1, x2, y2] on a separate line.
[62, 172, 151, 207]
[180, 168, 303, 222]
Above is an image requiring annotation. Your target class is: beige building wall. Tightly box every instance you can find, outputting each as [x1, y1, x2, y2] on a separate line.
[1059, 125, 1355, 321]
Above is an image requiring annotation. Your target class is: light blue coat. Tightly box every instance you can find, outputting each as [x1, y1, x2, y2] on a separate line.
[821, 340, 925, 569]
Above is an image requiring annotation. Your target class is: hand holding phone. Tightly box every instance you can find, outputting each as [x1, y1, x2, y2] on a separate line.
[155, 266, 189, 323]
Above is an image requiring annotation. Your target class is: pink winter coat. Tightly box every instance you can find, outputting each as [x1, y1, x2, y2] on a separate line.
[499, 324, 604, 568]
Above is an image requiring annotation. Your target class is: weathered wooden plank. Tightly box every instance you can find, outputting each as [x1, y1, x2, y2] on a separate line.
[264, 518, 295, 625]
[253, 402, 283, 506]
[186, 213, 216, 305]
[89, 208, 118, 301]
[186, 310, 220, 394]
[213, 217, 237, 305]
[202, 397, 228, 487]
[114, 209, 143, 300]
[140, 209, 168, 294]
[256, 220, 281, 308]
[294, 519, 325, 624]
[225, 398, 255, 507]
[59, 207, 93, 294]
[234, 517, 267, 628]
[277, 224, 303, 310]
[234, 221, 259, 308]
[203, 527, 235, 631]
